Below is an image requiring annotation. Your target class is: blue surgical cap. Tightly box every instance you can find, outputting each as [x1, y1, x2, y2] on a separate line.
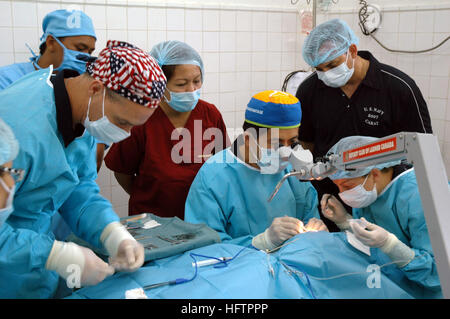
[302, 19, 359, 67]
[40, 9, 96, 45]
[0, 118, 19, 165]
[150, 41, 204, 79]
[327, 136, 401, 180]
[245, 90, 301, 129]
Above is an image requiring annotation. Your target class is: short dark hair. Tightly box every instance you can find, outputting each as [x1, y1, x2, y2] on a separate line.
[161, 65, 177, 81]
[39, 36, 66, 55]
[242, 121, 269, 139]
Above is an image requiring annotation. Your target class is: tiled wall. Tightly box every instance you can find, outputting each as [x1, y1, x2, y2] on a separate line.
[1, 0, 449, 217]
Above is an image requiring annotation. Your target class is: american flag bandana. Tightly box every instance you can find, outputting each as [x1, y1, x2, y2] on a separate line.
[86, 40, 167, 108]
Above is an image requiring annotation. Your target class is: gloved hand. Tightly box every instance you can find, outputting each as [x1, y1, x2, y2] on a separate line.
[101, 222, 145, 272]
[321, 194, 352, 230]
[350, 218, 415, 268]
[45, 241, 115, 287]
[305, 217, 329, 232]
[108, 239, 145, 272]
[252, 216, 302, 250]
[349, 217, 389, 247]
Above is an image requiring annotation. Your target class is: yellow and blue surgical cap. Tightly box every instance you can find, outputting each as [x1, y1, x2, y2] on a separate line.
[40, 9, 96, 45]
[302, 18, 359, 67]
[0, 118, 19, 165]
[150, 41, 204, 79]
[245, 90, 301, 129]
[327, 136, 401, 180]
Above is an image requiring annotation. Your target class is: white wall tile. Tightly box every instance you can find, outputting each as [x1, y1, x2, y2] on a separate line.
[220, 10, 236, 32]
[13, 28, 39, 53]
[203, 72, 219, 93]
[251, 71, 266, 91]
[167, 30, 185, 42]
[128, 30, 147, 50]
[106, 6, 127, 30]
[281, 12, 296, 33]
[431, 55, 450, 78]
[252, 11, 267, 32]
[398, 11, 416, 33]
[429, 77, 449, 99]
[429, 98, 447, 120]
[0, 28, 14, 53]
[166, 8, 184, 31]
[202, 52, 219, 73]
[185, 31, 202, 52]
[0, 1, 12, 28]
[219, 92, 235, 112]
[128, 6, 147, 30]
[85, 4, 106, 30]
[220, 72, 236, 92]
[235, 52, 252, 72]
[148, 7, 166, 31]
[413, 55, 432, 77]
[380, 11, 399, 33]
[236, 32, 252, 52]
[416, 10, 434, 33]
[236, 71, 252, 92]
[185, 9, 202, 31]
[107, 29, 128, 42]
[12, 1, 37, 28]
[219, 52, 236, 73]
[434, 10, 450, 33]
[236, 11, 252, 32]
[251, 52, 267, 72]
[268, 12, 282, 33]
[252, 32, 267, 52]
[0, 53, 14, 65]
[203, 31, 219, 52]
[219, 32, 236, 52]
[203, 9, 220, 31]
[148, 30, 166, 48]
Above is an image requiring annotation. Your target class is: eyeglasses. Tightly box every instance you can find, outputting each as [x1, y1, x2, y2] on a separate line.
[0, 166, 25, 182]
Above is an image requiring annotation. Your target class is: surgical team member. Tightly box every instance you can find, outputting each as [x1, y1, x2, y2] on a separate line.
[296, 19, 433, 231]
[185, 90, 326, 251]
[0, 9, 106, 172]
[0, 10, 102, 241]
[322, 136, 442, 297]
[0, 40, 167, 298]
[0, 118, 20, 228]
[105, 41, 230, 220]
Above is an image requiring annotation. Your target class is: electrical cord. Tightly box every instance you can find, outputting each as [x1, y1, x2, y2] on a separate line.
[358, 0, 450, 54]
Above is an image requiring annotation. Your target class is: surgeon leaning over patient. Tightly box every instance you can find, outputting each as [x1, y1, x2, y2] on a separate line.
[322, 136, 442, 294]
[0, 40, 167, 298]
[185, 91, 326, 251]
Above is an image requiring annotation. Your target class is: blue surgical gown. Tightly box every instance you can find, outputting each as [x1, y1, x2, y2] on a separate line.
[353, 169, 442, 293]
[0, 67, 119, 298]
[0, 61, 35, 90]
[184, 148, 320, 246]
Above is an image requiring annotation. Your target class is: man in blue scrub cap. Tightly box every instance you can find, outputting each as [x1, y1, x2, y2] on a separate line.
[185, 90, 326, 251]
[321, 136, 443, 296]
[296, 18, 432, 232]
[0, 9, 96, 90]
[0, 40, 167, 298]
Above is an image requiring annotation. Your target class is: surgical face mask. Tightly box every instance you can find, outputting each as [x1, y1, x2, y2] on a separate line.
[339, 174, 377, 208]
[164, 89, 201, 112]
[53, 36, 91, 74]
[249, 138, 291, 174]
[0, 177, 15, 227]
[316, 50, 354, 88]
[83, 89, 131, 145]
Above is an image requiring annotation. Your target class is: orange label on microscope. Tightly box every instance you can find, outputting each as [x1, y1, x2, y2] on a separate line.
[343, 137, 397, 163]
